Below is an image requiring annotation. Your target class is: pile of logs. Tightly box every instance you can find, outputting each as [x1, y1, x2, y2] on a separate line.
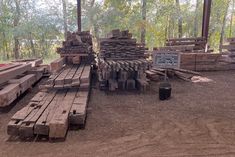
[154, 37, 213, 53]
[8, 88, 89, 139]
[0, 59, 48, 107]
[98, 59, 150, 91]
[99, 29, 145, 60]
[57, 31, 93, 64]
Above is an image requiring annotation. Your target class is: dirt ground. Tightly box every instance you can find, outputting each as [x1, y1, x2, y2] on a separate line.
[1, 71, 235, 157]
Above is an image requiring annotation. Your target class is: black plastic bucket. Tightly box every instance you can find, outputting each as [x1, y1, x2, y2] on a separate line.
[159, 82, 172, 100]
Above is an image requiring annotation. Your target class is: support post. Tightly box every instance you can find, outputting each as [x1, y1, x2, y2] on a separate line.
[202, 0, 212, 41]
[77, 0, 81, 32]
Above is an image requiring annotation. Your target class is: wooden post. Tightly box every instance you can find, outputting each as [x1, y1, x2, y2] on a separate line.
[77, 0, 81, 32]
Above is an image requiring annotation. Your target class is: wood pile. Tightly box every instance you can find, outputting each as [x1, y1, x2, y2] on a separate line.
[42, 64, 91, 90]
[57, 31, 92, 57]
[98, 29, 149, 91]
[221, 38, 235, 62]
[7, 88, 89, 139]
[99, 29, 145, 60]
[98, 59, 150, 91]
[180, 53, 235, 71]
[154, 37, 213, 53]
[146, 68, 201, 82]
[0, 59, 47, 107]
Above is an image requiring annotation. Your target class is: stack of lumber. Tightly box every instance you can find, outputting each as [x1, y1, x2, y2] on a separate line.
[146, 68, 201, 82]
[180, 53, 235, 71]
[98, 59, 150, 91]
[57, 31, 93, 57]
[99, 29, 145, 60]
[154, 37, 213, 53]
[0, 59, 47, 107]
[42, 64, 91, 90]
[7, 88, 89, 139]
[221, 38, 235, 62]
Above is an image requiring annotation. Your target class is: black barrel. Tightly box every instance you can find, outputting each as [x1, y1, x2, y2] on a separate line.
[159, 82, 171, 100]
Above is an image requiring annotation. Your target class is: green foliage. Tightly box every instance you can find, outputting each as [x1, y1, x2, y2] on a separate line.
[0, 0, 234, 62]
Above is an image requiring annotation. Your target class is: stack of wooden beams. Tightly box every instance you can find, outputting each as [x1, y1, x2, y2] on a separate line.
[221, 38, 235, 62]
[180, 53, 235, 71]
[0, 59, 47, 107]
[42, 64, 91, 90]
[98, 59, 150, 91]
[7, 88, 89, 139]
[154, 37, 213, 53]
[99, 29, 145, 60]
[57, 31, 93, 58]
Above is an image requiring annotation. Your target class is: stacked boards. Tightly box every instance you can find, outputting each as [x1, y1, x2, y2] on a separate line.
[43, 64, 91, 90]
[99, 29, 145, 60]
[154, 37, 212, 53]
[8, 63, 91, 140]
[7, 89, 89, 139]
[98, 29, 149, 91]
[0, 59, 47, 107]
[180, 53, 235, 71]
[221, 38, 235, 62]
[57, 31, 94, 64]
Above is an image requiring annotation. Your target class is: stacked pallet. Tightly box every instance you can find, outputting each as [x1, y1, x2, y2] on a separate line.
[154, 37, 213, 53]
[42, 64, 91, 90]
[99, 29, 145, 60]
[98, 59, 149, 91]
[7, 88, 89, 139]
[57, 31, 93, 58]
[0, 59, 47, 107]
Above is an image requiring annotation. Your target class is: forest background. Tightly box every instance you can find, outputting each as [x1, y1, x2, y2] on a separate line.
[0, 0, 234, 62]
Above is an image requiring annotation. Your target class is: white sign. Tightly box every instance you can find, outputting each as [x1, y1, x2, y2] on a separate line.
[153, 51, 181, 68]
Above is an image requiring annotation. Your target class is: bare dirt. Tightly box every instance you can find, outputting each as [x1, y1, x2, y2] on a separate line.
[1, 71, 235, 157]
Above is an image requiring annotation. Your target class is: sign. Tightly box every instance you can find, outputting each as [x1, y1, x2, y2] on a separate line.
[153, 51, 181, 68]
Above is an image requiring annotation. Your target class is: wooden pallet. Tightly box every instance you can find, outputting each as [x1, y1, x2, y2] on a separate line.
[7, 88, 90, 139]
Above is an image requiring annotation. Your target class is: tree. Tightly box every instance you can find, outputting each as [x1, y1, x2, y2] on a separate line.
[194, 0, 200, 37]
[13, 0, 21, 59]
[219, 0, 230, 52]
[62, 0, 68, 39]
[176, 0, 182, 38]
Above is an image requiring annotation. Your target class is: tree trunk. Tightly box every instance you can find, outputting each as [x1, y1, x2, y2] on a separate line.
[176, 0, 182, 38]
[219, 0, 230, 52]
[62, 0, 68, 39]
[141, 0, 146, 44]
[13, 0, 20, 59]
[29, 32, 36, 57]
[230, 0, 235, 37]
[194, 0, 200, 37]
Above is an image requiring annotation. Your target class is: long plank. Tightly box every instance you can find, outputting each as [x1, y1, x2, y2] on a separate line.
[19, 91, 57, 137]
[49, 89, 77, 139]
[50, 57, 65, 73]
[54, 67, 73, 88]
[80, 65, 91, 84]
[34, 90, 67, 135]
[69, 91, 89, 126]
[0, 64, 21, 72]
[71, 64, 85, 86]
[64, 66, 78, 86]
[0, 63, 32, 85]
